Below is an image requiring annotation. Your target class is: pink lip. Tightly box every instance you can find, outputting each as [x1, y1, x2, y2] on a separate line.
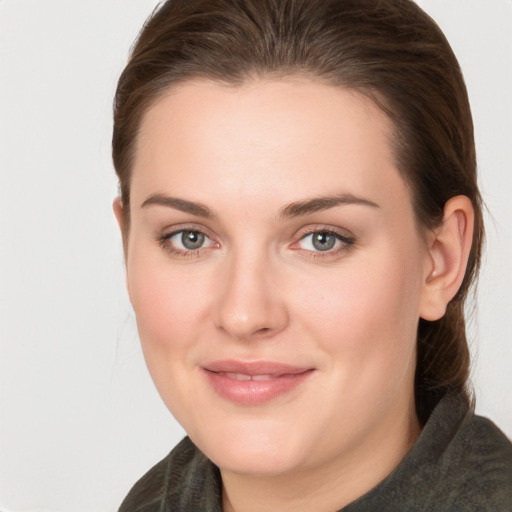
[201, 360, 314, 405]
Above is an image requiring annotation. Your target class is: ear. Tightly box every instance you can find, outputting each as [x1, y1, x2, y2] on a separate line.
[113, 196, 128, 253]
[113, 196, 129, 265]
[113, 197, 132, 299]
[113, 196, 125, 232]
[419, 195, 475, 321]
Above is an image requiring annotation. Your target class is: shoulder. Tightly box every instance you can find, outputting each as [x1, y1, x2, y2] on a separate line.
[344, 394, 512, 512]
[459, 411, 512, 465]
[442, 411, 512, 508]
[118, 437, 222, 512]
[411, 397, 512, 511]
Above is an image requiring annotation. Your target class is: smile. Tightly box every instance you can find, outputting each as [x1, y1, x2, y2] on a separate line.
[201, 360, 314, 405]
[216, 372, 283, 381]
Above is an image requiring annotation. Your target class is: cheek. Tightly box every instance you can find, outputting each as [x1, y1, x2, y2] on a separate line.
[126, 254, 211, 369]
[294, 247, 423, 377]
[286, 250, 424, 452]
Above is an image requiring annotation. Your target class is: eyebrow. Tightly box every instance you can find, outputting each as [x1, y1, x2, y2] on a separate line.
[280, 193, 380, 218]
[141, 193, 216, 218]
[140, 191, 379, 219]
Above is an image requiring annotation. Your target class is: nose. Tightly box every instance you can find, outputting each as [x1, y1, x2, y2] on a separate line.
[214, 251, 289, 340]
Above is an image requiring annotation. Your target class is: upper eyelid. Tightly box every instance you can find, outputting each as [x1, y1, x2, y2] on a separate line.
[294, 224, 355, 240]
[159, 223, 216, 238]
[300, 228, 350, 237]
[299, 230, 352, 242]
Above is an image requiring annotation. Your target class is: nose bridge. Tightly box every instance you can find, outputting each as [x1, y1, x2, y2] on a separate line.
[215, 242, 287, 339]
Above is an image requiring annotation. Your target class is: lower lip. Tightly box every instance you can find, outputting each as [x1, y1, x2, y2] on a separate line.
[202, 369, 314, 405]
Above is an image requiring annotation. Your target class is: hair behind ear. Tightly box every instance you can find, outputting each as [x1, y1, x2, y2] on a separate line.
[416, 302, 472, 424]
[416, 195, 475, 423]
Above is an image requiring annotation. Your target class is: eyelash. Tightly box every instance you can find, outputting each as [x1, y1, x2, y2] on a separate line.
[157, 226, 356, 259]
[157, 226, 218, 258]
[293, 228, 356, 258]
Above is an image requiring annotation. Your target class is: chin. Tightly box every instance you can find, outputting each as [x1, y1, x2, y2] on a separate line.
[189, 417, 308, 476]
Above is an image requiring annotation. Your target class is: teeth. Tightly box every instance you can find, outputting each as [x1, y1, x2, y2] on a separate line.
[225, 372, 251, 381]
[220, 372, 276, 381]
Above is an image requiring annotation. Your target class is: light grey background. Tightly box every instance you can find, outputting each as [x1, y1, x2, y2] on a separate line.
[0, 1, 510, 511]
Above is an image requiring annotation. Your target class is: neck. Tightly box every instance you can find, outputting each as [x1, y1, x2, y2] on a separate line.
[221, 400, 421, 512]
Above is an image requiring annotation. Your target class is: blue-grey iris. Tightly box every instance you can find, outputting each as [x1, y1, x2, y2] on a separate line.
[182, 231, 205, 250]
[312, 232, 337, 251]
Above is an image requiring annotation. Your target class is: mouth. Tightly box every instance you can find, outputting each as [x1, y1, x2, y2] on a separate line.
[201, 360, 314, 405]
[213, 372, 286, 381]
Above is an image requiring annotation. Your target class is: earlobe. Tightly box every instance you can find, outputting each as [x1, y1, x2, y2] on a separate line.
[419, 195, 474, 321]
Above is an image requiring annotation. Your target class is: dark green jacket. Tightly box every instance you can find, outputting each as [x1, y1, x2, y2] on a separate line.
[119, 394, 512, 511]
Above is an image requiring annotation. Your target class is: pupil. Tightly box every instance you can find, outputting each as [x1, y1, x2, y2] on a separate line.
[182, 231, 205, 250]
[312, 232, 336, 251]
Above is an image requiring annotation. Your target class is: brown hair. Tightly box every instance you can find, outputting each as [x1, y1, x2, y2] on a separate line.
[112, 0, 483, 423]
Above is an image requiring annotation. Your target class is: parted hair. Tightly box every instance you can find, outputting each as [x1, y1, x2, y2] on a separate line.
[113, 0, 483, 423]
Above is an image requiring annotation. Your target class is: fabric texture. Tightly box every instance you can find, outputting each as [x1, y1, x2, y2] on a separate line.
[118, 394, 512, 511]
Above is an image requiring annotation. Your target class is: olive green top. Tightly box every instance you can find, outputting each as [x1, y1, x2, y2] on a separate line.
[119, 394, 512, 511]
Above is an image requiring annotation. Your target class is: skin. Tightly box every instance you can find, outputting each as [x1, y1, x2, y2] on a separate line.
[115, 78, 474, 512]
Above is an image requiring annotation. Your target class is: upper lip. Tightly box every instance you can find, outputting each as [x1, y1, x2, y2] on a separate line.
[203, 359, 312, 376]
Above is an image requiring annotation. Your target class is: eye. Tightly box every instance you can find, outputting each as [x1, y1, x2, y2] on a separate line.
[176, 230, 206, 250]
[159, 229, 217, 255]
[296, 229, 354, 254]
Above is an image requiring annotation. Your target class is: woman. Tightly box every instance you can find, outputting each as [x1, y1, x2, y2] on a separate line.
[112, 0, 512, 510]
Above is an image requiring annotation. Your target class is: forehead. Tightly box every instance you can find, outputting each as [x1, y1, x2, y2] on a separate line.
[131, 77, 408, 213]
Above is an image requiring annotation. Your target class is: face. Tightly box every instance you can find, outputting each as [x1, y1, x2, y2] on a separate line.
[122, 78, 432, 477]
